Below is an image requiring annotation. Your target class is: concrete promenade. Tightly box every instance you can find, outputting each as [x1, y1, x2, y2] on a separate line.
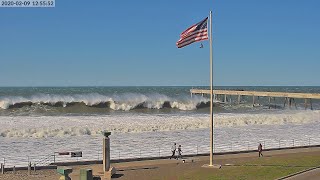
[1, 147, 319, 180]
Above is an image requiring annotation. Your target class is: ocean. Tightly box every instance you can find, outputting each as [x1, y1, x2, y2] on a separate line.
[0, 86, 320, 167]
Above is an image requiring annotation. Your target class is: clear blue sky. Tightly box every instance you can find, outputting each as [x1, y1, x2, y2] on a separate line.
[1, 0, 320, 86]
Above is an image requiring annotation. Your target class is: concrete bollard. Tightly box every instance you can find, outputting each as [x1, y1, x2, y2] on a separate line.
[104, 167, 116, 180]
[80, 168, 93, 180]
[28, 162, 31, 175]
[1, 163, 4, 174]
[103, 132, 111, 172]
[57, 167, 72, 180]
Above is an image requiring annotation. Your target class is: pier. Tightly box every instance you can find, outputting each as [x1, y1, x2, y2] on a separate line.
[190, 89, 320, 109]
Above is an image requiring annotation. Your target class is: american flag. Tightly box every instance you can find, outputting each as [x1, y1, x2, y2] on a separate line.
[176, 17, 208, 48]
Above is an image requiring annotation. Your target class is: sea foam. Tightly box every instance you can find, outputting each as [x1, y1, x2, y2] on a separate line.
[0, 110, 319, 138]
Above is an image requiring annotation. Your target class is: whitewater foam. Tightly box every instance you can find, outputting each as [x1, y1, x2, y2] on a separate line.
[0, 110, 319, 138]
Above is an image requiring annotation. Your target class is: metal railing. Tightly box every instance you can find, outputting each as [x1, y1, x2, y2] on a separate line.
[1, 136, 320, 169]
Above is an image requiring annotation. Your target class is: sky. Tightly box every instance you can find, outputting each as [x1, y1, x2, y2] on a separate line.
[0, 0, 320, 86]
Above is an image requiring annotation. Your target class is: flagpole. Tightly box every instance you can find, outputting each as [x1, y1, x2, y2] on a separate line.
[209, 10, 214, 166]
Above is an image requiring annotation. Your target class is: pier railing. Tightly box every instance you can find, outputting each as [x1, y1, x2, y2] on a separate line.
[190, 89, 320, 109]
[1, 136, 320, 169]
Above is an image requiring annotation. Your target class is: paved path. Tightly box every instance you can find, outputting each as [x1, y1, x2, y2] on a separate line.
[68, 147, 320, 180]
[1, 147, 320, 180]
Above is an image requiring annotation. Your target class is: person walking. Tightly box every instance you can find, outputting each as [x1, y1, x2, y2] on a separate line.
[170, 143, 176, 159]
[177, 145, 182, 160]
[258, 143, 263, 157]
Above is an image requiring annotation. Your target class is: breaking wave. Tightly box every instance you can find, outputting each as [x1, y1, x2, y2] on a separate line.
[0, 93, 211, 111]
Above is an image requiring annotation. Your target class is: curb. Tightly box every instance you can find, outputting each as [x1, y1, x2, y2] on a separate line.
[276, 166, 320, 180]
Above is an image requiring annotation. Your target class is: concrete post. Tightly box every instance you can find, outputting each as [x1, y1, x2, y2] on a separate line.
[28, 162, 31, 175]
[268, 97, 271, 109]
[80, 169, 93, 180]
[1, 163, 4, 174]
[103, 132, 111, 172]
[57, 167, 72, 180]
[305, 99, 307, 110]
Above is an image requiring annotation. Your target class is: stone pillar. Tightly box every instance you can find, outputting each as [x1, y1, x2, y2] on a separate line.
[103, 132, 111, 172]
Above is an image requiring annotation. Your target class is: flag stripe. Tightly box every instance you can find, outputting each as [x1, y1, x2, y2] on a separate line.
[176, 17, 208, 48]
[180, 26, 197, 38]
[177, 30, 208, 47]
[177, 36, 208, 48]
[177, 33, 208, 48]
[177, 32, 208, 48]
[177, 29, 208, 44]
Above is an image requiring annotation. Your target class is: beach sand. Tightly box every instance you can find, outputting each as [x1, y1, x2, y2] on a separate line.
[0, 147, 319, 180]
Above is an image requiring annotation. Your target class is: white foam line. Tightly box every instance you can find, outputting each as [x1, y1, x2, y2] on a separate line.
[0, 110, 319, 138]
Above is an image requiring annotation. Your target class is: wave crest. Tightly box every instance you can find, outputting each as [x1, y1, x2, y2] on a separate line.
[0, 93, 210, 111]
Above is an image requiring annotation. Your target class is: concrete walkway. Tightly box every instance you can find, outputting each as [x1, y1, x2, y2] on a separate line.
[68, 147, 320, 180]
[1, 147, 320, 180]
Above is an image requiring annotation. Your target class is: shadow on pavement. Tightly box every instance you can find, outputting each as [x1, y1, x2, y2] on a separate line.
[112, 174, 124, 179]
[118, 166, 158, 172]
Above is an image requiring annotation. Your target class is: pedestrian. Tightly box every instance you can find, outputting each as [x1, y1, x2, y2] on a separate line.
[170, 143, 176, 159]
[258, 143, 263, 157]
[177, 145, 182, 160]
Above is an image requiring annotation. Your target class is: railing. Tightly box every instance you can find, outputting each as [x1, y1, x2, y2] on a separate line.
[1, 137, 319, 169]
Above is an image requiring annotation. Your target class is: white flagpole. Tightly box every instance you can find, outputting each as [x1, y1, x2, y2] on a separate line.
[209, 10, 214, 166]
